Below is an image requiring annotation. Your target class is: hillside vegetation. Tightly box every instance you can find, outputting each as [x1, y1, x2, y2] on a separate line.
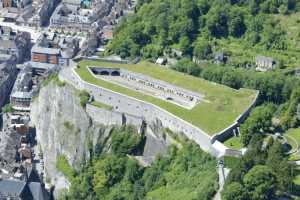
[109, 0, 300, 68]
[59, 126, 218, 200]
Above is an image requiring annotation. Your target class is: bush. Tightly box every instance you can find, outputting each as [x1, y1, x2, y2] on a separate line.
[2, 103, 13, 113]
[111, 126, 144, 155]
[79, 90, 90, 108]
[56, 155, 75, 181]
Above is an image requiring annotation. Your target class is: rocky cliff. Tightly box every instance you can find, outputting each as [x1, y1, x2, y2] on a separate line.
[30, 80, 172, 193]
[31, 82, 110, 189]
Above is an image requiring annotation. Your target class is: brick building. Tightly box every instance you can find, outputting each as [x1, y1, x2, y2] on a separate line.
[31, 45, 60, 65]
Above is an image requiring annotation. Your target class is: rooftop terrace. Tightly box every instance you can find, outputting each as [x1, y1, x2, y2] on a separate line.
[76, 60, 258, 135]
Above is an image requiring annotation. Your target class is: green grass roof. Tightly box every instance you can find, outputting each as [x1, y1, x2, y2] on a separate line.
[76, 60, 257, 135]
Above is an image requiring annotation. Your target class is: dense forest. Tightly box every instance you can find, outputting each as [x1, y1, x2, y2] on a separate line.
[59, 126, 218, 200]
[222, 131, 297, 199]
[109, 0, 300, 67]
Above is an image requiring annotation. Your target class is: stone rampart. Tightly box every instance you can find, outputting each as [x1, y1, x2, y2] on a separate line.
[59, 67, 216, 153]
[86, 104, 144, 128]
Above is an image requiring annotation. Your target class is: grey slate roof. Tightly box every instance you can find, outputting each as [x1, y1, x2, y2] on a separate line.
[0, 40, 17, 50]
[28, 182, 45, 200]
[0, 179, 27, 197]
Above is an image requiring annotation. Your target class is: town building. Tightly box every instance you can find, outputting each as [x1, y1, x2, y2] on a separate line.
[255, 55, 276, 72]
[0, 168, 49, 200]
[10, 65, 33, 111]
[31, 33, 79, 66]
[0, 30, 31, 63]
[50, 3, 94, 33]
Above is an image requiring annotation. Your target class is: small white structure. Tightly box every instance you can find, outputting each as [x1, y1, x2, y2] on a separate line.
[155, 57, 167, 65]
[255, 55, 276, 72]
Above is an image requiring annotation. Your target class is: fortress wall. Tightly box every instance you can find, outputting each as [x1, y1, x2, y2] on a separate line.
[86, 104, 144, 128]
[82, 82, 213, 151]
[59, 67, 215, 153]
[86, 104, 123, 126]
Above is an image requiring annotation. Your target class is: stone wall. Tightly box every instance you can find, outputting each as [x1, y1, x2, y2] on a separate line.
[86, 104, 144, 129]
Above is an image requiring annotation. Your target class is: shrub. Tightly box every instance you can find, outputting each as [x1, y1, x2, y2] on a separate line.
[79, 90, 90, 108]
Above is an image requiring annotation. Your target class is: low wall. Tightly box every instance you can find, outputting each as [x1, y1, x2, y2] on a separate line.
[80, 56, 140, 64]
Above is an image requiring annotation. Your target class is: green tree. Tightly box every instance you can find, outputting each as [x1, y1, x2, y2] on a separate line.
[193, 38, 212, 60]
[243, 165, 276, 200]
[206, 6, 229, 37]
[222, 182, 246, 200]
[229, 9, 246, 37]
[266, 141, 295, 192]
[240, 104, 275, 146]
[111, 126, 144, 155]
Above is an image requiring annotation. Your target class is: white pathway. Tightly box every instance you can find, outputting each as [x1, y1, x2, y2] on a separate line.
[214, 164, 230, 200]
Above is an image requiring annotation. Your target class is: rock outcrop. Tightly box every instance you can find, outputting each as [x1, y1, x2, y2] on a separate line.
[30, 80, 172, 193]
[31, 82, 105, 186]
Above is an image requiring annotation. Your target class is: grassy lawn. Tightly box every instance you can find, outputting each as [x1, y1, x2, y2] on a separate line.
[286, 129, 300, 144]
[285, 129, 300, 160]
[224, 136, 243, 150]
[224, 156, 240, 169]
[90, 101, 113, 111]
[76, 60, 257, 135]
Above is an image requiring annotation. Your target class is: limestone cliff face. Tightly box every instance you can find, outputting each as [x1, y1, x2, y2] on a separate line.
[31, 82, 110, 184]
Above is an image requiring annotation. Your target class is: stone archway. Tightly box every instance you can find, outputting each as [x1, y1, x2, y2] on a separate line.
[111, 71, 120, 76]
[100, 70, 109, 75]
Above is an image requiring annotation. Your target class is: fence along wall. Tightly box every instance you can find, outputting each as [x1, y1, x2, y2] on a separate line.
[59, 67, 217, 154]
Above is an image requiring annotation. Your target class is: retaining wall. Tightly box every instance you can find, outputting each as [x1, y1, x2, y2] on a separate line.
[86, 104, 144, 128]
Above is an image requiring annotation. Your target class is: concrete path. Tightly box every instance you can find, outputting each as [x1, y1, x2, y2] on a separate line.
[213, 165, 230, 200]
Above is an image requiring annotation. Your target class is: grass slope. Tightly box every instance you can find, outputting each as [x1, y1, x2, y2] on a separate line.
[224, 136, 243, 150]
[76, 60, 257, 135]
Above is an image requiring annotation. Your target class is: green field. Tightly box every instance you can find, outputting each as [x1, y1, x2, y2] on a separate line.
[224, 156, 240, 169]
[224, 136, 243, 150]
[286, 129, 300, 146]
[90, 101, 113, 111]
[285, 129, 300, 161]
[76, 60, 257, 135]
